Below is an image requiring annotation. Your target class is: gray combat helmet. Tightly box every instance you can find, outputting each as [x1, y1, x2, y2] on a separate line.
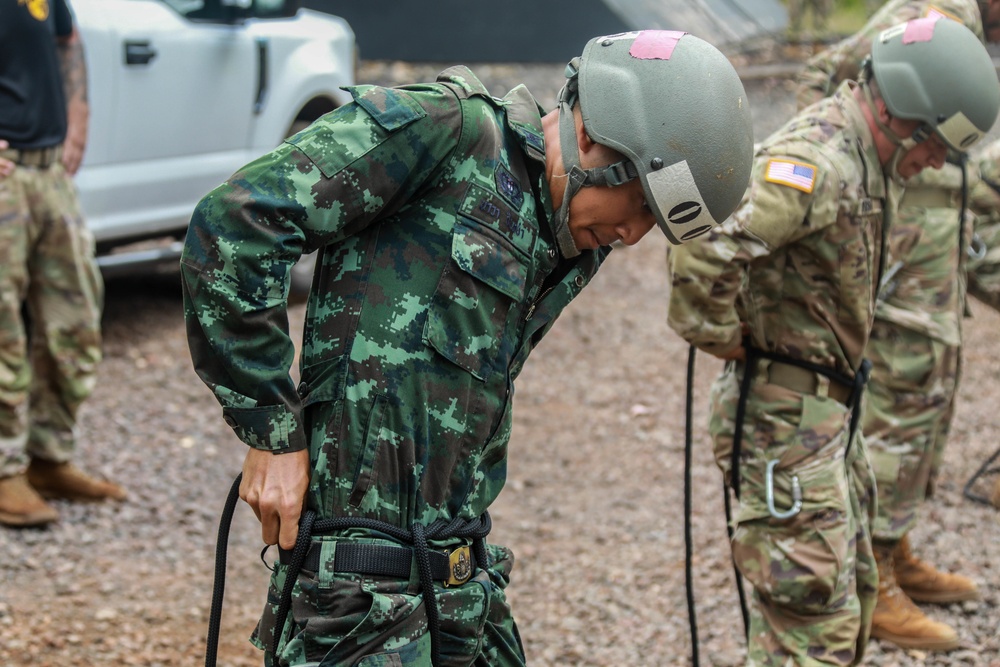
[553, 30, 754, 256]
[872, 17, 1000, 151]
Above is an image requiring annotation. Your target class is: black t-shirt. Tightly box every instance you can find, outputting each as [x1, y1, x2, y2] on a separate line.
[0, 0, 75, 149]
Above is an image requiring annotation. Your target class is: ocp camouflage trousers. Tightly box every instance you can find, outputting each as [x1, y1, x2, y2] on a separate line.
[862, 319, 960, 543]
[0, 160, 103, 477]
[709, 361, 878, 667]
[253, 538, 525, 666]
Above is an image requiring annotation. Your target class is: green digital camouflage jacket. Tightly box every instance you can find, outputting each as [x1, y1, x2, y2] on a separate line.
[181, 66, 609, 528]
[668, 81, 886, 377]
[795, 0, 984, 110]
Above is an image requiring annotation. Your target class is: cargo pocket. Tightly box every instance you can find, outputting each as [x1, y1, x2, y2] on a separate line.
[732, 506, 852, 614]
[424, 219, 527, 381]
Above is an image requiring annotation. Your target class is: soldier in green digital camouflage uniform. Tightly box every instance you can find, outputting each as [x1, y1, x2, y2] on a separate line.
[0, 0, 126, 528]
[795, 0, 1000, 651]
[667, 19, 998, 666]
[181, 31, 755, 666]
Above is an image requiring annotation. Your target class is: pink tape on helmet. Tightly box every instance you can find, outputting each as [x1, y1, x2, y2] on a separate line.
[903, 17, 939, 44]
[629, 30, 687, 60]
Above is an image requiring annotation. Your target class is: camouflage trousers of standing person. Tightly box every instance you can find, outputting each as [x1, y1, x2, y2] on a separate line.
[252, 537, 525, 666]
[709, 360, 878, 666]
[862, 319, 960, 543]
[0, 154, 103, 478]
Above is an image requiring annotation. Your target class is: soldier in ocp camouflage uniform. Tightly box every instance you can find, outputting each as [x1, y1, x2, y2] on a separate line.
[966, 139, 1000, 511]
[0, 0, 126, 528]
[181, 31, 756, 666]
[795, 0, 1000, 651]
[667, 19, 998, 666]
[860, 161, 991, 650]
[795, 0, 1000, 110]
[968, 138, 1000, 314]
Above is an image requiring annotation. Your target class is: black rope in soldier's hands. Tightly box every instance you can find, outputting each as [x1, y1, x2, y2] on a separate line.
[271, 508, 317, 658]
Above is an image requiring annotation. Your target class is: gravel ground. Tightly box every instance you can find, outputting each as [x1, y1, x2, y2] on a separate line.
[1, 60, 999, 667]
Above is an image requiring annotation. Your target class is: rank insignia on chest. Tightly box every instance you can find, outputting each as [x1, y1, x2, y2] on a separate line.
[495, 164, 524, 209]
[764, 158, 817, 194]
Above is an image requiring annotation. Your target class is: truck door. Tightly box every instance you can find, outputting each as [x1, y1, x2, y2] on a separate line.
[78, 0, 257, 241]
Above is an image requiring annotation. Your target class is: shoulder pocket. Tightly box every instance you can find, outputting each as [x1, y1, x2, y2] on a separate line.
[423, 220, 528, 381]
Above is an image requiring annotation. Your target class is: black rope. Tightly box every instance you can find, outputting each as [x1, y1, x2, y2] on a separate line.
[727, 345, 754, 640]
[963, 445, 1000, 506]
[683, 345, 700, 666]
[270, 509, 316, 658]
[205, 473, 243, 667]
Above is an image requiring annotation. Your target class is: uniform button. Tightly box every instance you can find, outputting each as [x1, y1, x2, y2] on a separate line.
[297, 381, 310, 397]
[223, 415, 238, 428]
[574, 275, 585, 288]
[548, 248, 557, 259]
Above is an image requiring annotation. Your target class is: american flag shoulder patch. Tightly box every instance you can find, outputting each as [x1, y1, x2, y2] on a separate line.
[925, 5, 960, 22]
[764, 158, 817, 193]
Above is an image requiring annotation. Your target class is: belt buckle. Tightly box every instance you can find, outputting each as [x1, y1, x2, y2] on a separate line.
[444, 545, 473, 587]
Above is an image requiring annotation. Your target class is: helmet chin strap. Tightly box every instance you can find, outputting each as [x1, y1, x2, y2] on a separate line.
[552, 59, 638, 259]
[861, 80, 922, 186]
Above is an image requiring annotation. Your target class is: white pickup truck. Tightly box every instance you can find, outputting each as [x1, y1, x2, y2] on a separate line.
[73, 0, 355, 291]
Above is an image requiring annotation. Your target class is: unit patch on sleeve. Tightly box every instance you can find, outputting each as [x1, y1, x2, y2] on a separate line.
[764, 158, 817, 193]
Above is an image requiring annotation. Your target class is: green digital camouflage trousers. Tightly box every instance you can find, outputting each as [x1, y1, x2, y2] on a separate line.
[709, 361, 878, 667]
[862, 319, 960, 543]
[0, 159, 103, 477]
[252, 539, 524, 666]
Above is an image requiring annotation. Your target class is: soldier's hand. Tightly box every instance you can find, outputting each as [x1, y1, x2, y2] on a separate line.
[715, 344, 747, 362]
[0, 140, 14, 179]
[240, 448, 310, 550]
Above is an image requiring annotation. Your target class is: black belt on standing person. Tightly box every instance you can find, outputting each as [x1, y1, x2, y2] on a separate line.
[730, 342, 872, 499]
[0, 145, 62, 169]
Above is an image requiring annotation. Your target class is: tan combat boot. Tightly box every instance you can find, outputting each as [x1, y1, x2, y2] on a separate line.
[893, 534, 979, 603]
[0, 474, 60, 527]
[871, 543, 960, 651]
[26, 459, 127, 502]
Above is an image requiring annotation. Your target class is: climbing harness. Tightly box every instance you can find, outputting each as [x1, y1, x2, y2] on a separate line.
[204, 474, 492, 667]
[682, 343, 872, 666]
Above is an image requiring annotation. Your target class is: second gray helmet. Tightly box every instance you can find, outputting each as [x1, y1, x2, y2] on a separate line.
[572, 30, 754, 244]
[872, 17, 1000, 151]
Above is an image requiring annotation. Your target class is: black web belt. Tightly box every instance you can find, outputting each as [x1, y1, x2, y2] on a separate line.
[278, 541, 478, 585]
[730, 342, 872, 499]
[204, 475, 493, 667]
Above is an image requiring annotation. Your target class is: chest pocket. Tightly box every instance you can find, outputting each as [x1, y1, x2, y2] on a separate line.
[424, 219, 529, 381]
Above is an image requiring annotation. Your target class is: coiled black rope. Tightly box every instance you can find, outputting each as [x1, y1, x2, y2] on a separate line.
[204, 473, 491, 667]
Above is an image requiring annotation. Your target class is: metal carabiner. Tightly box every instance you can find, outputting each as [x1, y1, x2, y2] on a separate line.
[968, 233, 988, 261]
[765, 459, 803, 520]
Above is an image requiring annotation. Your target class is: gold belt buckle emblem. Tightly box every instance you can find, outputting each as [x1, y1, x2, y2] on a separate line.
[445, 545, 473, 587]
